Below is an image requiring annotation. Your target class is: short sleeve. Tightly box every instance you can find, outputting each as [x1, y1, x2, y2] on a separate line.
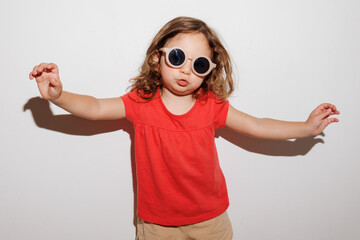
[120, 90, 141, 123]
[213, 100, 230, 129]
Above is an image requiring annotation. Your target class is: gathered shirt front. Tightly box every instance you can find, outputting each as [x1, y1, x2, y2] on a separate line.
[121, 89, 230, 226]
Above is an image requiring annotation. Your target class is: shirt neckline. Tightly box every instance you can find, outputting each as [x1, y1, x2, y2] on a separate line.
[156, 88, 199, 118]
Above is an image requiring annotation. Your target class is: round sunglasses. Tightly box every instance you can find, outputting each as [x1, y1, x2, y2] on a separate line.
[159, 47, 217, 77]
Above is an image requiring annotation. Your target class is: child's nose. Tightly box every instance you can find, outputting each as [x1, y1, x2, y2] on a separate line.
[180, 59, 192, 75]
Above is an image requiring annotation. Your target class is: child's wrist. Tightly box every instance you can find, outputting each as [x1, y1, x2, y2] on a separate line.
[303, 121, 316, 137]
[50, 90, 64, 105]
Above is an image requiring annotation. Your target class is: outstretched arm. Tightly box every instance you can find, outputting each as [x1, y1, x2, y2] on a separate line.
[225, 103, 340, 140]
[29, 63, 126, 120]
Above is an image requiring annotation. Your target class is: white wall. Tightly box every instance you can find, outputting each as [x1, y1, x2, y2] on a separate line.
[1, 0, 359, 239]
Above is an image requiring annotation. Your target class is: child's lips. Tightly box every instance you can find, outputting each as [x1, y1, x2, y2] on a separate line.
[177, 79, 189, 87]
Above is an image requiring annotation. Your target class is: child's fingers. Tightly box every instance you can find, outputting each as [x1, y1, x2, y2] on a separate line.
[37, 63, 49, 73]
[33, 63, 47, 75]
[318, 103, 333, 111]
[29, 71, 33, 79]
[29, 63, 58, 80]
[29, 65, 39, 78]
[32, 64, 39, 72]
[318, 108, 333, 119]
[332, 106, 340, 115]
[46, 63, 59, 73]
[330, 109, 340, 115]
[326, 104, 338, 113]
[323, 103, 340, 115]
[314, 103, 339, 115]
[30, 64, 42, 78]
[29, 67, 40, 80]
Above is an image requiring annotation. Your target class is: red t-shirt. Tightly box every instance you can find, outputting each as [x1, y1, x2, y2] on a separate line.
[121, 89, 230, 226]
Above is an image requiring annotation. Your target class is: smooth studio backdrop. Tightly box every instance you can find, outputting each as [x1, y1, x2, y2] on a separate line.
[1, 0, 359, 239]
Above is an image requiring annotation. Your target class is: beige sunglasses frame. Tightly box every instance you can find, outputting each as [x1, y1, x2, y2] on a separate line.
[160, 47, 217, 77]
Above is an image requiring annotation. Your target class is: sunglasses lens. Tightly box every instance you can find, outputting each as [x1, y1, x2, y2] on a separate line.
[168, 49, 185, 66]
[194, 57, 210, 75]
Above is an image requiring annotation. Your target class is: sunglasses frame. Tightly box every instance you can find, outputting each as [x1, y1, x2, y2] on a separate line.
[159, 47, 217, 77]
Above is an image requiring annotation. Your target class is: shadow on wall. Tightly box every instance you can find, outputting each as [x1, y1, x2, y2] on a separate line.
[23, 97, 138, 228]
[23, 97, 134, 136]
[216, 126, 324, 157]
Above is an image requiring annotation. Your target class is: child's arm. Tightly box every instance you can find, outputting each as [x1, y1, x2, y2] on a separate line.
[29, 63, 126, 120]
[225, 103, 340, 140]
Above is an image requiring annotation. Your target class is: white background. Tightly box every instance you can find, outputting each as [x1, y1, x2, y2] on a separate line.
[1, 0, 359, 239]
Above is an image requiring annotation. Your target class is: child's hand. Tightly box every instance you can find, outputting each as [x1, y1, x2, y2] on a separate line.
[29, 63, 63, 101]
[305, 103, 340, 136]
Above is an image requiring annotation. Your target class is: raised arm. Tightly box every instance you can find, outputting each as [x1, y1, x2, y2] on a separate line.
[225, 103, 340, 140]
[29, 63, 126, 120]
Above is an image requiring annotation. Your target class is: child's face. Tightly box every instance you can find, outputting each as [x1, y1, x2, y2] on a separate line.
[159, 32, 212, 98]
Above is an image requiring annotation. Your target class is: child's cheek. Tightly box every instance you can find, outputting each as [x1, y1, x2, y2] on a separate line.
[160, 64, 176, 82]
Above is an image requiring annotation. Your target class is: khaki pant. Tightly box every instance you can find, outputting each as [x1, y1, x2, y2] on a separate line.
[136, 211, 233, 240]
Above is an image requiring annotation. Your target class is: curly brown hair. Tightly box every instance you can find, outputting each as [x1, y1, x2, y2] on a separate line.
[130, 16, 234, 101]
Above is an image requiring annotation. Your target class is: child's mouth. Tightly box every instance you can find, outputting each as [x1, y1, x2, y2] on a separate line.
[177, 79, 189, 87]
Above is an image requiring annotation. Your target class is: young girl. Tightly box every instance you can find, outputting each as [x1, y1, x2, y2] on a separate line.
[29, 16, 339, 240]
